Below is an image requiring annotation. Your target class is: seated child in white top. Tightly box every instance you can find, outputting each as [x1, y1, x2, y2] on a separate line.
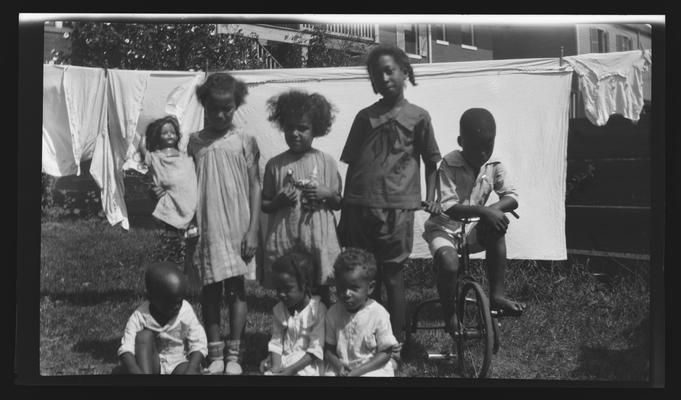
[324, 248, 398, 377]
[260, 251, 327, 376]
[117, 262, 207, 374]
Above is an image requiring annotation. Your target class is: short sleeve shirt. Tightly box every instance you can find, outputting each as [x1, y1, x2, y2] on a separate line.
[267, 296, 327, 376]
[340, 99, 441, 209]
[324, 299, 398, 374]
[426, 150, 519, 233]
[117, 300, 208, 359]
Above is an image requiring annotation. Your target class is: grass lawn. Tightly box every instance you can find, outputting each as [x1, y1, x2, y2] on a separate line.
[40, 217, 651, 380]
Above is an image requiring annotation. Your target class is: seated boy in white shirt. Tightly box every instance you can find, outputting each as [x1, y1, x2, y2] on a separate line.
[117, 262, 207, 374]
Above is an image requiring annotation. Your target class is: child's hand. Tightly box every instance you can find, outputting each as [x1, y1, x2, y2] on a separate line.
[339, 364, 352, 377]
[275, 185, 298, 208]
[259, 356, 271, 374]
[421, 200, 443, 215]
[301, 182, 333, 201]
[150, 184, 166, 199]
[480, 207, 509, 234]
[241, 229, 258, 262]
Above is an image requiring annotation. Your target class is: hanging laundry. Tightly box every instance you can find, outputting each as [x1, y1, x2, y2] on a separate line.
[564, 50, 651, 126]
[163, 73, 206, 152]
[42, 65, 107, 176]
[229, 57, 573, 260]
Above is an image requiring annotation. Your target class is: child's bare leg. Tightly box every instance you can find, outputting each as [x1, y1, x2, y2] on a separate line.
[134, 329, 161, 374]
[382, 262, 406, 342]
[484, 233, 525, 313]
[434, 247, 459, 330]
[225, 276, 247, 342]
[225, 276, 246, 375]
[201, 282, 223, 342]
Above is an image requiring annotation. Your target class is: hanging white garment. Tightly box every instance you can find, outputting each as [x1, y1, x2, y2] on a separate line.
[42, 65, 107, 176]
[42, 65, 74, 176]
[107, 69, 150, 173]
[163, 73, 206, 152]
[564, 50, 651, 126]
[90, 69, 150, 230]
[229, 58, 573, 260]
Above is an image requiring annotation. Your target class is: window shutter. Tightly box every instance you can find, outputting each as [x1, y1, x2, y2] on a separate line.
[418, 24, 428, 56]
[604, 31, 610, 52]
[590, 28, 599, 53]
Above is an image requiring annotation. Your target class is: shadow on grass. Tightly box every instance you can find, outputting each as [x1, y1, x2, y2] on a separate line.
[72, 337, 121, 365]
[570, 317, 650, 381]
[240, 331, 271, 374]
[42, 288, 142, 306]
[245, 293, 278, 314]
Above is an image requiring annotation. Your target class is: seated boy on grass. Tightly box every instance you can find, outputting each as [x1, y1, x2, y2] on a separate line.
[117, 262, 207, 374]
[422, 108, 526, 332]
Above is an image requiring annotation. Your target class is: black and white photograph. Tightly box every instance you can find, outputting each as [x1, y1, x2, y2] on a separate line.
[17, 13, 667, 387]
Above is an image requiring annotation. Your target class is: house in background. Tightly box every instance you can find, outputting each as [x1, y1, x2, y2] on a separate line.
[216, 22, 495, 67]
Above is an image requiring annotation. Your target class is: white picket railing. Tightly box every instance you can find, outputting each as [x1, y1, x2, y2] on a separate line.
[300, 23, 377, 41]
[253, 40, 282, 69]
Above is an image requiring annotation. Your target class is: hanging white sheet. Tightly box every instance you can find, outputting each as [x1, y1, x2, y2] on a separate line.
[228, 58, 573, 260]
[44, 53, 652, 260]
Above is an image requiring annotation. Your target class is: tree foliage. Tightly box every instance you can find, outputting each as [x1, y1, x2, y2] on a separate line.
[305, 25, 366, 68]
[61, 22, 271, 71]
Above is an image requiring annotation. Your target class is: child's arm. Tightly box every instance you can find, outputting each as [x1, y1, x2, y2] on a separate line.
[422, 161, 442, 214]
[242, 152, 261, 262]
[276, 353, 317, 376]
[347, 347, 392, 377]
[118, 310, 145, 374]
[185, 306, 208, 374]
[324, 343, 348, 375]
[261, 161, 297, 214]
[119, 352, 143, 374]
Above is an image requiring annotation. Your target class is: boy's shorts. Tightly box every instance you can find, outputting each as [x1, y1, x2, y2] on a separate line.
[338, 204, 414, 265]
[422, 219, 485, 256]
[159, 351, 189, 375]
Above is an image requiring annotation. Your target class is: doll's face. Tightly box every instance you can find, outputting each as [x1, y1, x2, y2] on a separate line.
[158, 122, 179, 149]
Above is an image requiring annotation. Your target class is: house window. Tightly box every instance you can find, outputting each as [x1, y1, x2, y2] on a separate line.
[433, 24, 447, 43]
[616, 34, 633, 51]
[590, 28, 609, 53]
[404, 24, 419, 55]
[461, 24, 475, 47]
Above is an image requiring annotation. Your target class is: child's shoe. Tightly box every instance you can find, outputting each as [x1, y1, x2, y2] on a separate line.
[205, 341, 225, 375]
[224, 339, 243, 375]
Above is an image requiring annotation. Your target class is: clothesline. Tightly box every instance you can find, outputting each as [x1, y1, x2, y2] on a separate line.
[42, 50, 651, 260]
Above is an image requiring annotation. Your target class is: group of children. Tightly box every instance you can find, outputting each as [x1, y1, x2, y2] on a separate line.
[117, 44, 525, 377]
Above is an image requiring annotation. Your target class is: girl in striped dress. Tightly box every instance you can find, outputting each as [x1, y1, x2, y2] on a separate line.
[187, 73, 261, 375]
